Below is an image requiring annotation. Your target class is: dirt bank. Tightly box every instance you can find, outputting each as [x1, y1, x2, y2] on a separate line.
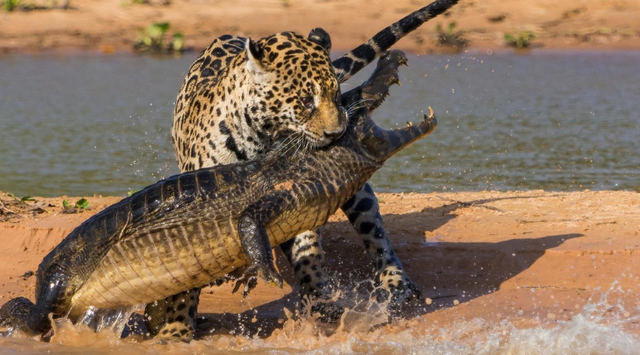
[1, 0, 640, 54]
[1, 190, 639, 339]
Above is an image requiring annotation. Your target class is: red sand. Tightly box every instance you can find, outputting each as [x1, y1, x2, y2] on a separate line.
[2, 190, 639, 338]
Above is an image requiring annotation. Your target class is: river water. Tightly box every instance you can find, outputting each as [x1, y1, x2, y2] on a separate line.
[1, 50, 640, 353]
[1, 51, 639, 197]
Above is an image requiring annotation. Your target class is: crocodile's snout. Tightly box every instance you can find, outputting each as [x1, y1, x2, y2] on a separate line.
[359, 107, 437, 162]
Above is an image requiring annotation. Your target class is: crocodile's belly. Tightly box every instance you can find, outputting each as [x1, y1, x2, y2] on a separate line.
[71, 218, 247, 313]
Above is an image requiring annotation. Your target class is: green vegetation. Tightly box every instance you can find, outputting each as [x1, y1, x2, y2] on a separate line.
[504, 31, 536, 49]
[75, 198, 89, 210]
[3, 0, 71, 11]
[6, 193, 35, 203]
[435, 21, 469, 50]
[20, 196, 35, 204]
[62, 198, 90, 213]
[2, 0, 19, 11]
[134, 22, 185, 54]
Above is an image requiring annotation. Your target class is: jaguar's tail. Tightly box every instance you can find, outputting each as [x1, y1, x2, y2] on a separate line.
[332, 0, 459, 83]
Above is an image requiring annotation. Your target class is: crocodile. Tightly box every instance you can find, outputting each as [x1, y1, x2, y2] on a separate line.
[0, 51, 438, 338]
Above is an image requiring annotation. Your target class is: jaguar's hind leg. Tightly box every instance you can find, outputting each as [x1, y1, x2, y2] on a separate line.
[280, 230, 343, 320]
[144, 288, 200, 342]
[342, 183, 421, 303]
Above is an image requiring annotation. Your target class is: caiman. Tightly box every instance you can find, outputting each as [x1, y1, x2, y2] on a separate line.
[0, 50, 438, 337]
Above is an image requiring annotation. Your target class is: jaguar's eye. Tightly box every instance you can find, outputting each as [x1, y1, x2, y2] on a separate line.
[301, 96, 315, 111]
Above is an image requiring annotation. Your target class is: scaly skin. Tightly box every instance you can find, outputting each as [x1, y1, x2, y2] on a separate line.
[0, 51, 438, 338]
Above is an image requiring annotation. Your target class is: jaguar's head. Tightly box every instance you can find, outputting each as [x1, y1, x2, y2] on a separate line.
[244, 29, 346, 148]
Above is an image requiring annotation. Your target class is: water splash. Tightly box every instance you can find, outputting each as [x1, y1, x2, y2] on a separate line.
[1, 283, 639, 354]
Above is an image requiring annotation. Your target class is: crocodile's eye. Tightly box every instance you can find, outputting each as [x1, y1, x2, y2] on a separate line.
[301, 96, 315, 111]
[334, 90, 341, 103]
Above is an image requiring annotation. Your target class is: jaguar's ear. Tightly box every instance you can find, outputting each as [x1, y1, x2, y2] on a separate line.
[245, 37, 265, 73]
[308, 28, 332, 52]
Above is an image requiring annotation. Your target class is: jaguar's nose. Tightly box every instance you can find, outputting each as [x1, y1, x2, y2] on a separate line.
[323, 129, 344, 141]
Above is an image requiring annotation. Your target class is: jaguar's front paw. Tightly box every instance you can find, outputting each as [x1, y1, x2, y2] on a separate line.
[375, 268, 422, 311]
[309, 300, 344, 323]
[300, 287, 344, 323]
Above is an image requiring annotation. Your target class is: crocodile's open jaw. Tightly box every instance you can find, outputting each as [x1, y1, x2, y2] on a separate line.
[353, 107, 437, 164]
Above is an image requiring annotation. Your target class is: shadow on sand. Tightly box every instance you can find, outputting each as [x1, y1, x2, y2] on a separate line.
[182, 195, 581, 339]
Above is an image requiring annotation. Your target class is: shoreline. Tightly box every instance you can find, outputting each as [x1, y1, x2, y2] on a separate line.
[1, 0, 639, 55]
[2, 190, 639, 338]
[3, 46, 640, 58]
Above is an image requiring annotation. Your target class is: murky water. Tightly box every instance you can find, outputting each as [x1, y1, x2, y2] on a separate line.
[1, 285, 640, 354]
[1, 51, 639, 197]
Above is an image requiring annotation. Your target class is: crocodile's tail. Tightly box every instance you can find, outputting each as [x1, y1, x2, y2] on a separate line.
[361, 107, 437, 162]
[332, 0, 459, 83]
[0, 297, 48, 336]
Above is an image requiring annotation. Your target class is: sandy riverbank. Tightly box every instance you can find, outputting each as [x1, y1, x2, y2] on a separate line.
[1, 0, 640, 55]
[1, 190, 639, 343]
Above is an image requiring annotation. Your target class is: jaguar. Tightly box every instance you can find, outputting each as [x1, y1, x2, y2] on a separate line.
[163, 0, 459, 341]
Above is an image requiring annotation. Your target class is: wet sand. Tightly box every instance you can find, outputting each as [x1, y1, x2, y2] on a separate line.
[1, 190, 639, 344]
[1, 0, 640, 54]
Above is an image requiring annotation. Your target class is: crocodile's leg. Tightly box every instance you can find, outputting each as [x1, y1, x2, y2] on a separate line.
[234, 194, 287, 292]
[342, 183, 421, 304]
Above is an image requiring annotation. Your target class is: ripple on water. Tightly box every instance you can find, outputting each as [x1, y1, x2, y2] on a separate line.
[1, 51, 640, 196]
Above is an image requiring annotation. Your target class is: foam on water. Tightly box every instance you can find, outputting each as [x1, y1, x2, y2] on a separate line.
[2, 284, 639, 355]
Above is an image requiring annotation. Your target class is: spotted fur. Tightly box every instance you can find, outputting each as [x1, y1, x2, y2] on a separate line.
[172, 31, 345, 173]
[159, 0, 459, 341]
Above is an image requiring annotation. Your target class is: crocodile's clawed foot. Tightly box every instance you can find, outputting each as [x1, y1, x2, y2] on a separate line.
[232, 264, 283, 298]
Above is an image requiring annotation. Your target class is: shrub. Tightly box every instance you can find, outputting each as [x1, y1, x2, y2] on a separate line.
[2, 0, 20, 11]
[504, 31, 536, 49]
[134, 22, 185, 54]
[435, 21, 469, 50]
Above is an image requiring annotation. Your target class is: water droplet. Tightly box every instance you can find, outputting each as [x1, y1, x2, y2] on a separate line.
[425, 298, 433, 305]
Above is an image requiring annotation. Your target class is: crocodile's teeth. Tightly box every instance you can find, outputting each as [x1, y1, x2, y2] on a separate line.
[406, 121, 414, 127]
